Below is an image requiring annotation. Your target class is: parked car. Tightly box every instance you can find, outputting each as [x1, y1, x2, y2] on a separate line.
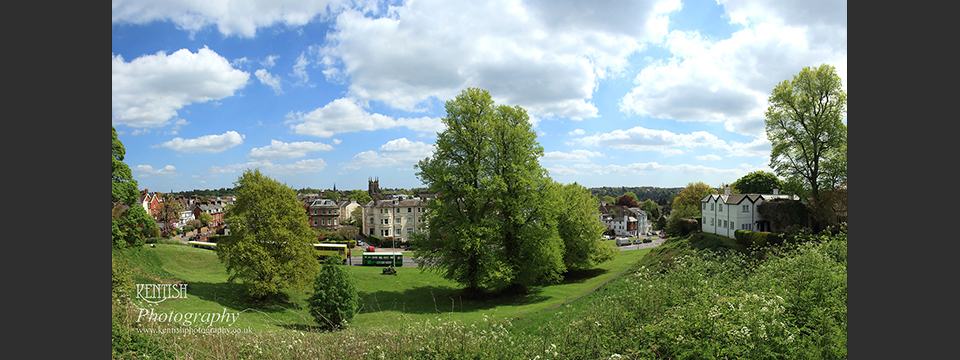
[616, 238, 632, 246]
[642, 238, 652, 243]
[367, 246, 376, 252]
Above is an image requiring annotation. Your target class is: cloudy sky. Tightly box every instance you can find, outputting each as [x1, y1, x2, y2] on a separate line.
[112, 0, 847, 193]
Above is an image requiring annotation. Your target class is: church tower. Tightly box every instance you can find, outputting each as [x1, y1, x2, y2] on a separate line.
[368, 177, 381, 201]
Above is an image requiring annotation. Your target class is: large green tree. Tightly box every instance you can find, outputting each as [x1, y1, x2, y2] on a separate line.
[216, 169, 320, 298]
[112, 127, 159, 248]
[765, 64, 847, 200]
[112, 127, 139, 206]
[554, 182, 616, 271]
[672, 181, 718, 219]
[412, 88, 565, 294]
[732, 171, 783, 194]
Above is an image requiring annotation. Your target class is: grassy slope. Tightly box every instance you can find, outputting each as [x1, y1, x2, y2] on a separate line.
[123, 242, 652, 333]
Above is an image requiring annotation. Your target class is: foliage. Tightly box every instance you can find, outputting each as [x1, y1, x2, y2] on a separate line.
[198, 212, 214, 227]
[308, 263, 361, 330]
[665, 216, 700, 238]
[413, 87, 564, 293]
[113, 205, 161, 248]
[112, 126, 140, 206]
[338, 225, 359, 240]
[323, 190, 341, 202]
[316, 228, 345, 241]
[554, 182, 617, 271]
[615, 193, 639, 207]
[156, 193, 184, 237]
[346, 189, 373, 205]
[765, 64, 847, 200]
[216, 169, 320, 298]
[758, 199, 808, 233]
[733, 170, 783, 195]
[734, 230, 785, 249]
[672, 181, 718, 219]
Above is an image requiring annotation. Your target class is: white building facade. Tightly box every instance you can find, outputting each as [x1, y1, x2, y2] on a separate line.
[362, 198, 427, 243]
[701, 187, 799, 238]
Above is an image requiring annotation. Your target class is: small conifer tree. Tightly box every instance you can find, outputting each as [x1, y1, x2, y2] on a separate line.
[308, 263, 360, 330]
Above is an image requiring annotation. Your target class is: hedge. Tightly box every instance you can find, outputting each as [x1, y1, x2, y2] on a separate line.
[734, 230, 784, 248]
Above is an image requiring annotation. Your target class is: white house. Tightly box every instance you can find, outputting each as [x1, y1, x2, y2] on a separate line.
[701, 187, 799, 238]
[362, 198, 427, 243]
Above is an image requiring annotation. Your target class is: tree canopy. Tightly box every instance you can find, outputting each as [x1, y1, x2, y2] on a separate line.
[732, 171, 782, 195]
[672, 182, 718, 219]
[765, 64, 847, 199]
[112, 127, 139, 206]
[216, 169, 320, 298]
[412, 88, 567, 294]
[553, 182, 616, 271]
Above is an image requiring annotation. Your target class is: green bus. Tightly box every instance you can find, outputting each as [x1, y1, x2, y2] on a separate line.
[362, 252, 403, 266]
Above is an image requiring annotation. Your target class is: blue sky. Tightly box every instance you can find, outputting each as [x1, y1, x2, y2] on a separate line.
[112, 0, 847, 193]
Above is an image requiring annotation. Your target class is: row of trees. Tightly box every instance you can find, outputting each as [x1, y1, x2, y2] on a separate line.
[411, 88, 615, 295]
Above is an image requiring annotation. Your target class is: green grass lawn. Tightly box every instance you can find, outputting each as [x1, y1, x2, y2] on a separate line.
[127, 242, 652, 333]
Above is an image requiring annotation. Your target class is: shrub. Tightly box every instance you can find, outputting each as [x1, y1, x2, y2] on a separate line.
[666, 216, 700, 237]
[307, 263, 360, 330]
[144, 237, 164, 244]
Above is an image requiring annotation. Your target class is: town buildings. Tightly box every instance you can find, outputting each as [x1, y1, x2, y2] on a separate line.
[307, 198, 341, 232]
[598, 203, 648, 237]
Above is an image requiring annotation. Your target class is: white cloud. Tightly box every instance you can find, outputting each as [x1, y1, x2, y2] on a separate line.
[540, 149, 604, 163]
[291, 52, 310, 85]
[247, 139, 334, 161]
[159, 131, 245, 153]
[255, 69, 283, 94]
[696, 154, 722, 161]
[111, 0, 343, 38]
[619, 1, 846, 137]
[112, 46, 250, 128]
[287, 98, 444, 137]
[261, 55, 280, 68]
[575, 126, 732, 155]
[318, 0, 681, 119]
[568, 128, 585, 136]
[133, 164, 180, 178]
[728, 137, 770, 157]
[342, 138, 435, 170]
[207, 158, 328, 176]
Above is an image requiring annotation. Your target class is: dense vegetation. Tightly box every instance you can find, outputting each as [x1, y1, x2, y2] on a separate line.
[113, 226, 846, 359]
[590, 186, 683, 205]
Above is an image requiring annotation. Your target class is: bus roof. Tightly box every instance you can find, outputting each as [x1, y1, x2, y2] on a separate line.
[312, 243, 347, 247]
[188, 241, 217, 246]
[363, 252, 402, 256]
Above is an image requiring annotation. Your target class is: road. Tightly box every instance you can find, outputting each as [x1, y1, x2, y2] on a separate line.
[346, 237, 664, 267]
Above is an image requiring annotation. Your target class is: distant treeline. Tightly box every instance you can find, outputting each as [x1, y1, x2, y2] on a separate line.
[169, 188, 237, 199]
[589, 186, 683, 205]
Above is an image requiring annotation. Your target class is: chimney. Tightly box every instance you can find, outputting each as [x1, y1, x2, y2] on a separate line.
[773, 187, 779, 195]
[724, 186, 730, 195]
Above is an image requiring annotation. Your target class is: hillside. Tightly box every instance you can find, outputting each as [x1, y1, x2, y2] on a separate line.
[113, 229, 846, 359]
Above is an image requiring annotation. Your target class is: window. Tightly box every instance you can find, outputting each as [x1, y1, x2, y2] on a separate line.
[333, 219, 337, 226]
[743, 205, 749, 213]
[396, 217, 401, 223]
[723, 220, 727, 228]
[408, 208, 412, 212]
[711, 203, 714, 211]
[719, 204, 723, 212]
[369, 217, 374, 224]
